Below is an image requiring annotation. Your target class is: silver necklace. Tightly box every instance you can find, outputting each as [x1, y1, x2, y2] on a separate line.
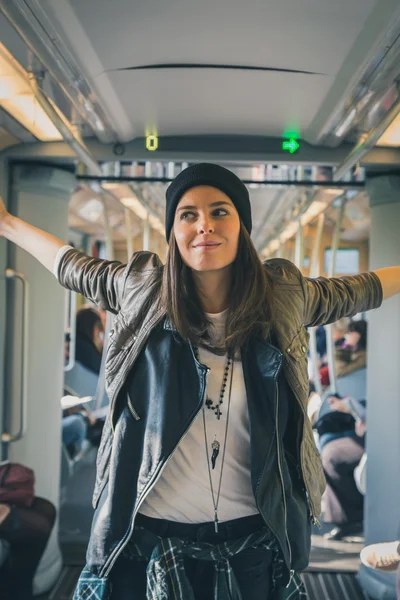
[194, 346, 232, 468]
[202, 359, 234, 533]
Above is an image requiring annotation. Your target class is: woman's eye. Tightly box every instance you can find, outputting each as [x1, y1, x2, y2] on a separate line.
[213, 208, 229, 217]
[180, 211, 196, 220]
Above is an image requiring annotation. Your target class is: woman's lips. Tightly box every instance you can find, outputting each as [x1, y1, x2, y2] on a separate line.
[193, 242, 221, 250]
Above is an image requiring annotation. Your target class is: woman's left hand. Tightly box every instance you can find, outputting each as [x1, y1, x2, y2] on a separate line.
[328, 396, 350, 413]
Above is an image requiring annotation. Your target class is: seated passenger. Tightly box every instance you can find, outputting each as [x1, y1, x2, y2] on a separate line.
[62, 411, 88, 459]
[361, 539, 400, 600]
[0, 498, 56, 600]
[361, 539, 400, 572]
[320, 396, 366, 540]
[319, 319, 366, 386]
[61, 394, 101, 458]
[75, 306, 104, 374]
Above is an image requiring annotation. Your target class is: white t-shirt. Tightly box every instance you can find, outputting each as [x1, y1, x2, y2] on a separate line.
[139, 310, 259, 523]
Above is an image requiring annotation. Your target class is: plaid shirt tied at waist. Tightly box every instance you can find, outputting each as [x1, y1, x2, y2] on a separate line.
[73, 525, 307, 600]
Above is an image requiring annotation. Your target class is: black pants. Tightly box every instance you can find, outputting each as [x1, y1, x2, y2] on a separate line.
[0, 497, 56, 600]
[321, 436, 364, 525]
[110, 512, 273, 600]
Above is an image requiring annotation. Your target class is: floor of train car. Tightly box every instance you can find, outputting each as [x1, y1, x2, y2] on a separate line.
[39, 448, 371, 599]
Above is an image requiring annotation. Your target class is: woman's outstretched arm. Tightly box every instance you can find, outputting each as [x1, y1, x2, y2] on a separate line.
[373, 267, 400, 301]
[0, 194, 127, 314]
[0, 195, 65, 273]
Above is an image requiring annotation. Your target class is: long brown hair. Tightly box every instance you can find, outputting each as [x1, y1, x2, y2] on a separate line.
[161, 223, 274, 354]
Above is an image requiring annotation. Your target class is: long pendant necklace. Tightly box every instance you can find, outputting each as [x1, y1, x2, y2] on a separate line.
[203, 360, 234, 533]
[193, 347, 231, 468]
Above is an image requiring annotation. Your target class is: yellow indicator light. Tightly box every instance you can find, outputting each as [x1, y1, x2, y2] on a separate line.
[146, 135, 158, 151]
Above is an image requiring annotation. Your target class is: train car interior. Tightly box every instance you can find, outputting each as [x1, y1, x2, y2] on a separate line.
[0, 1, 400, 599]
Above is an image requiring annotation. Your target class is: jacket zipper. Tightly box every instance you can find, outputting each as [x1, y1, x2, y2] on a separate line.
[101, 366, 209, 578]
[127, 392, 140, 421]
[109, 310, 164, 430]
[284, 364, 321, 526]
[275, 382, 294, 587]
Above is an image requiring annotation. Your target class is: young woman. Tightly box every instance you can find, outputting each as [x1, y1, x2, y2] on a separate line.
[1, 163, 399, 599]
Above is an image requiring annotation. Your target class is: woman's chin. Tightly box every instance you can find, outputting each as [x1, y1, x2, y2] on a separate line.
[191, 259, 233, 273]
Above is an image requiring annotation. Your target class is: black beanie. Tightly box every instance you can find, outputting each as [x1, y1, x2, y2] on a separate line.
[165, 163, 252, 241]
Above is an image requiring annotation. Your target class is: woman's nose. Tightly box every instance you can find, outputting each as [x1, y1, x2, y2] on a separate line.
[198, 217, 214, 234]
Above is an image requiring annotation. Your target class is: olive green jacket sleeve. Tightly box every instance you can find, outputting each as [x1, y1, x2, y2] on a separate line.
[56, 247, 164, 315]
[56, 247, 127, 314]
[301, 271, 383, 328]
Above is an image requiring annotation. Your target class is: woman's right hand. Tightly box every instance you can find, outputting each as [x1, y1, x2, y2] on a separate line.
[0, 195, 66, 272]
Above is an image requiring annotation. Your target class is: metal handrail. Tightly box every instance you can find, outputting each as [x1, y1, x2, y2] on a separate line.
[333, 86, 400, 182]
[94, 204, 114, 411]
[64, 290, 77, 372]
[125, 208, 134, 260]
[325, 198, 346, 394]
[308, 213, 325, 398]
[1, 269, 29, 443]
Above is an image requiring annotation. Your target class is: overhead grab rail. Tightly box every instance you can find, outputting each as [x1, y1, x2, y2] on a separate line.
[333, 85, 400, 182]
[29, 74, 103, 177]
[0, 1, 115, 142]
[64, 290, 77, 372]
[1, 269, 29, 443]
[325, 197, 346, 395]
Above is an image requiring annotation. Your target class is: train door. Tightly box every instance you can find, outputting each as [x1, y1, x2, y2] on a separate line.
[1, 162, 76, 595]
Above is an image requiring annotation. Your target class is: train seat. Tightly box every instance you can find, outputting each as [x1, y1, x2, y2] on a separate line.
[336, 367, 367, 400]
[318, 368, 367, 419]
[64, 361, 98, 411]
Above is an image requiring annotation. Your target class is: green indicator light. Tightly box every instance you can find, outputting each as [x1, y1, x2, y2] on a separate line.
[283, 128, 300, 140]
[146, 135, 158, 151]
[282, 138, 300, 154]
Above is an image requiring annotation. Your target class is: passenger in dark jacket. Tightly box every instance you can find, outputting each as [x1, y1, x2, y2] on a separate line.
[0, 498, 56, 600]
[321, 396, 367, 540]
[75, 306, 104, 374]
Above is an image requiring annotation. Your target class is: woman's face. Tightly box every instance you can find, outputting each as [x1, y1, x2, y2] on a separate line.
[345, 331, 361, 348]
[173, 186, 241, 272]
[93, 322, 105, 353]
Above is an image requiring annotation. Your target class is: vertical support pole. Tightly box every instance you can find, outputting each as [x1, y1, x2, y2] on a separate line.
[143, 214, 150, 251]
[325, 197, 346, 395]
[308, 213, 325, 397]
[294, 223, 304, 269]
[125, 208, 134, 260]
[102, 200, 115, 261]
[95, 199, 115, 409]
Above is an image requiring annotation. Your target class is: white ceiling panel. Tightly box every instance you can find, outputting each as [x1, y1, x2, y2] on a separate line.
[37, 0, 399, 142]
[102, 69, 331, 139]
[67, 0, 375, 75]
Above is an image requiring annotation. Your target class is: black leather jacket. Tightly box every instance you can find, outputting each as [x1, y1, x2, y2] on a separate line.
[56, 248, 383, 582]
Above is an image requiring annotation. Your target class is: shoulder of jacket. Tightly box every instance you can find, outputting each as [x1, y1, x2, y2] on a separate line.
[263, 258, 303, 285]
[126, 251, 163, 274]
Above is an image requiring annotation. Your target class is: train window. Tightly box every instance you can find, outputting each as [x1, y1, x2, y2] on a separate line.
[324, 248, 360, 274]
